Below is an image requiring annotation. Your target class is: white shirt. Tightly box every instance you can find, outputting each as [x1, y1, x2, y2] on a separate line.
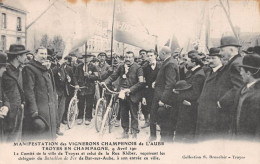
[191, 65, 200, 72]
[150, 61, 157, 70]
[212, 63, 223, 72]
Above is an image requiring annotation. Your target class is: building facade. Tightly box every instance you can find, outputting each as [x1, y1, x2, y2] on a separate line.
[0, 1, 27, 51]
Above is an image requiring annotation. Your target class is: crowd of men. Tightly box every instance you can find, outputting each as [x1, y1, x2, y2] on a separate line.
[0, 35, 259, 143]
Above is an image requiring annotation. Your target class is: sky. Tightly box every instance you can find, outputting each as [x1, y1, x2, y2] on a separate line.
[20, 0, 260, 51]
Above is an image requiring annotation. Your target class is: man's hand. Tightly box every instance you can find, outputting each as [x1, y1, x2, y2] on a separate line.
[158, 100, 164, 107]
[142, 97, 147, 105]
[124, 89, 131, 96]
[100, 82, 106, 87]
[31, 112, 38, 118]
[152, 82, 156, 89]
[75, 85, 80, 90]
[183, 100, 191, 106]
[0, 106, 9, 117]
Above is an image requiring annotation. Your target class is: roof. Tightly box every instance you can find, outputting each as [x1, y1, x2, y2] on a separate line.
[1, 0, 27, 13]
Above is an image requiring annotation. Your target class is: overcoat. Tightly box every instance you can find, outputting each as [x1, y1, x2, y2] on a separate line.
[231, 80, 260, 141]
[22, 60, 56, 140]
[175, 67, 205, 141]
[2, 64, 24, 141]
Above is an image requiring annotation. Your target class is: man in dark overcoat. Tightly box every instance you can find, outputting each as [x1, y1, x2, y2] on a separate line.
[175, 56, 205, 142]
[75, 54, 98, 125]
[2, 44, 28, 142]
[0, 52, 10, 142]
[52, 56, 77, 135]
[196, 48, 224, 141]
[22, 46, 57, 141]
[231, 53, 260, 142]
[141, 49, 162, 129]
[153, 46, 179, 142]
[103, 51, 144, 139]
[216, 36, 244, 138]
[96, 52, 113, 82]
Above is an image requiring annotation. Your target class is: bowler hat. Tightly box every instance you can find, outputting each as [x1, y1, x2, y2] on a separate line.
[174, 80, 192, 91]
[6, 44, 29, 56]
[0, 52, 8, 66]
[243, 47, 254, 54]
[253, 46, 260, 55]
[208, 47, 220, 56]
[239, 54, 260, 70]
[219, 36, 241, 48]
[32, 116, 49, 132]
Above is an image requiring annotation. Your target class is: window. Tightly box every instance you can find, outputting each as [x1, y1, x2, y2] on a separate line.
[1, 35, 6, 51]
[2, 13, 6, 29]
[17, 37, 21, 44]
[17, 17, 22, 31]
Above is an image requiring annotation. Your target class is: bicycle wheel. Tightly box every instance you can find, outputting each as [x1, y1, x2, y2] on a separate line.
[67, 97, 78, 129]
[99, 106, 110, 136]
[95, 98, 106, 132]
[109, 99, 119, 133]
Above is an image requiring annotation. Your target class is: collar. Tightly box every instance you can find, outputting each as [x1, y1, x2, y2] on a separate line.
[191, 65, 200, 72]
[247, 80, 258, 88]
[164, 56, 171, 62]
[212, 63, 223, 72]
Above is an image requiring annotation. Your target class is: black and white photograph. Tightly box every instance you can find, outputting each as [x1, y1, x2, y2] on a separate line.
[0, 0, 259, 163]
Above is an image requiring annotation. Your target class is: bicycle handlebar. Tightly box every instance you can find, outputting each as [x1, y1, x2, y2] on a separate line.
[96, 81, 120, 94]
[70, 85, 87, 90]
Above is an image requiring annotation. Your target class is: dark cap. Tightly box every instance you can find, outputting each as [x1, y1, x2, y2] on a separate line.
[82, 54, 94, 58]
[98, 52, 107, 57]
[253, 46, 260, 55]
[219, 36, 241, 48]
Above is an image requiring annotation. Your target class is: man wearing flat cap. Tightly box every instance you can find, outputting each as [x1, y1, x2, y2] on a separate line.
[0, 52, 10, 142]
[231, 53, 260, 141]
[97, 52, 113, 81]
[2, 44, 28, 142]
[75, 53, 98, 125]
[216, 36, 244, 138]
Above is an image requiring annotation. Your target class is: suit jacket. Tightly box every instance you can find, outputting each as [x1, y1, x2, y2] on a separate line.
[154, 56, 179, 107]
[231, 80, 260, 141]
[97, 61, 113, 81]
[142, 61, 162, 102]
[75, 62, 98, 95]
[52, 63, 76, 96]
[105, 62, 144, 103]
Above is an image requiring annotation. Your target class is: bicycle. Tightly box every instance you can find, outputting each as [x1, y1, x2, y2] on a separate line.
[94, 82, 120, 135]
[67, 85, 86, 129]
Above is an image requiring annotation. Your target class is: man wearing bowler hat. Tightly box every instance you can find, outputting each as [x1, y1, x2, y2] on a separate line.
[0, 52, 10, 142]
[231, 53, 260, 141]
[22, 46, 57, 141]
[196, 47, 224, 141]
[216, 36, 244, 138]
[2, 44, 28, 142]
